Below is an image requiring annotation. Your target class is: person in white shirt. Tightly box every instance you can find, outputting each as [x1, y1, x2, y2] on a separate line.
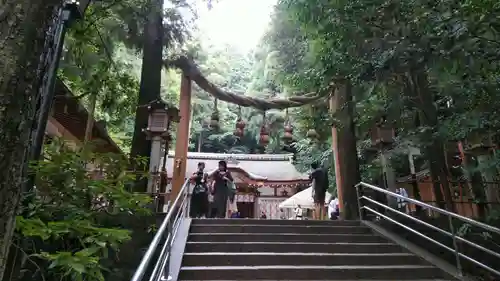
[328, 198, 339, 220]
[396, 187, 409, 213]
[295, 204, 303, 220]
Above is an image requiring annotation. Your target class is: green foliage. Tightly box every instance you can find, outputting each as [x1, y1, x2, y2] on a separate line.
[186, 43, 293, 154]
[294, 138, 337, 194]
[254, 0, 500, 209]
[15, 139, 151, 281]
[58, 0, 203, 153]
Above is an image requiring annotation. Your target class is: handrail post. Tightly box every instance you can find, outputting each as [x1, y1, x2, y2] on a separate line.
[356, 181, 500, 278]
[355, 184, 364, 220]
[163, 221, 173, 280]
[447, 215, 463, 276]
[184, 187, 189, 218]
[131, 179, 190, 281]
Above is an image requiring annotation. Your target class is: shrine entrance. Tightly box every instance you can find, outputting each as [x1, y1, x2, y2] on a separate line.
[159, 56, 362, 220]
[164, 152, 309, 218]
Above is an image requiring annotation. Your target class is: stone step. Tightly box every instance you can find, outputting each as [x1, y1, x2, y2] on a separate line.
[181, 252, 426, 267]
[187, 233, 387, 243]
[190, 224, 371, 234]
[178, 265, 449, 280]
[191, 218, 361, 226]
[185, 241, 405, 253]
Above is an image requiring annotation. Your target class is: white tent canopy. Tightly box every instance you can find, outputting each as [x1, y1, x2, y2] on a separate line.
[279, 186, 333, 209]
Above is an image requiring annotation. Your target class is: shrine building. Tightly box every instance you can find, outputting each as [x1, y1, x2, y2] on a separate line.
[165, 152, 309, 219]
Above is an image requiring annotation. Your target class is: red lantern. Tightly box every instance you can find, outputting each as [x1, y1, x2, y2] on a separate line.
[259, 125, 270, 146]
[234, 128, 244, 137]
[259, 134, 270, 145]
[283, 131, 293, 142]
[282, 124, 293, 142]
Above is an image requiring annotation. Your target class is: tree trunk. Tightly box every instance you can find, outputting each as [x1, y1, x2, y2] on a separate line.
[129, 0, 164, 192]
[334, 82, 361, 220]
[406, 69, 455, 212]
[84, 91, 98, 144]
[0, 1, 63, 280]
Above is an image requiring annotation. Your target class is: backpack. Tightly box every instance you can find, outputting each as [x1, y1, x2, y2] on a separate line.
[192, 173, 208, 194]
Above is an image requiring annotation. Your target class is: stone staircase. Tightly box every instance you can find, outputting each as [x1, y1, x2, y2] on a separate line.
[178, 218, 455, 280]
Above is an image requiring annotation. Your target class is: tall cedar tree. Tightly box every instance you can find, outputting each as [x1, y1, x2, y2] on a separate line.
[0, 1, 63, 279]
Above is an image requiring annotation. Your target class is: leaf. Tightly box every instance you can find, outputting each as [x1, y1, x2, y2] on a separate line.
[76, 247, 101, 257]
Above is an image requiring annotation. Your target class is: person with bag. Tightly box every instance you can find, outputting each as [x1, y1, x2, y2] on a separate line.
[189, 162, 209, 218]
[226, 179, 238, 217]
[210, 160, 234, 218]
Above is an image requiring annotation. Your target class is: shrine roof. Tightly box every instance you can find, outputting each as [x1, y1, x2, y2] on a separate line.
[165, 152, 309, 182]
[52, 79, 122, 154]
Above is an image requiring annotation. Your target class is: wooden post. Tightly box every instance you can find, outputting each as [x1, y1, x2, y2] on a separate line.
[84, 92, 97, 144]
[170, 74, 192, 199]
[329, 95, 344, 215]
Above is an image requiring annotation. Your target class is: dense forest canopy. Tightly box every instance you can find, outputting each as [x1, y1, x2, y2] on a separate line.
[54, 0, 500, 198]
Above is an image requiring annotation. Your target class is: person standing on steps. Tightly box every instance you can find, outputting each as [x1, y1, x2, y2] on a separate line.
[210, 160, 234, 218]
[310, 162, 329, 220]
[189, 162, 209, 218]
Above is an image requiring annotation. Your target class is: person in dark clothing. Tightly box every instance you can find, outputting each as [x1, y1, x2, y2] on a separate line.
[189, 162, 209, 218]
[310, 162, 329, 220]
[210, 160, 234, 218]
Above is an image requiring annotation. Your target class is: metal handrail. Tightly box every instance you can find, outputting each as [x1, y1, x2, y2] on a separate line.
[356, 181, 500, 278]
[131, 179, 190, 281]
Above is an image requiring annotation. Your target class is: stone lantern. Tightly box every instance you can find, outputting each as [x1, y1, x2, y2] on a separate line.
[369, 117, 395, 147]
[143, 99, 179, 194]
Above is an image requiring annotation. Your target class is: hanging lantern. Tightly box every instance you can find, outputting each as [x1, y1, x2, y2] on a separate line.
[282, 125, 294, 143]
[282, 109, 294, 143]
[307, 128, 319, 139]
[306, 105, 319, 140]
[210, 112, 219, 128]
[234, 106, 245, 137]
[283, 131, 293, 142]
[210, 98, 219, 129]
[259, 111, 270, 146]
[259, 132, 270, 146]
[233, 128, 244, 137]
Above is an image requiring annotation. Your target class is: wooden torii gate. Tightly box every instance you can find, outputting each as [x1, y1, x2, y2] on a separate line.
[166, 57, 360, 220]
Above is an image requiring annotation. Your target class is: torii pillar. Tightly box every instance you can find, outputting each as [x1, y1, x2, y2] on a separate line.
[170, 74, 192, 199]
[330, 82, 360, 220]
[329, 96, 344, 216]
